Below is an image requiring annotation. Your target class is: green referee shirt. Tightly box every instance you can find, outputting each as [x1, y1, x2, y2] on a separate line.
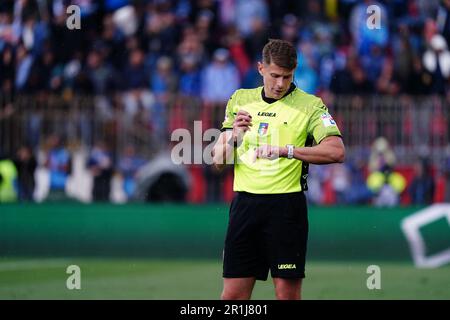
[221, 84, 342, 194]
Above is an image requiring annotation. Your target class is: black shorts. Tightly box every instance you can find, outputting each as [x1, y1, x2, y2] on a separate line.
[223, 191, 308, 281]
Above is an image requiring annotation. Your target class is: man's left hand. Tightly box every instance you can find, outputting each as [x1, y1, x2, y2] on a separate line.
[254, 145, 286, 161]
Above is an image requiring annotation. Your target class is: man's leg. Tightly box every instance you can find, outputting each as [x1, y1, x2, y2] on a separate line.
[221, 277, 256, 300]
[273, 278, 302, 300]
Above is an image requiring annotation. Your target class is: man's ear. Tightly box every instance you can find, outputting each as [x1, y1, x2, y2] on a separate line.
[257, 62, 264, 76]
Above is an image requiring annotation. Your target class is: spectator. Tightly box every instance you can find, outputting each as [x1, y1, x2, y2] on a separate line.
[0, 45, 15, 94]
[367, 164, 407, 207]
[86, 49, 117, 96]
[222, 25, 251, 78]
[294, 47, 319, 94]
[87, 140, 114, 202]
[113, 5, 138, 37]
[118, 145, 147, 199]
[44, 134, 71, 201]
[0, 151, 17, 202]
[142, 3, 178, 59]
[376, 57, 401, 95]
[121, 48, 155, 117]
[350, 0, 389, 56]
[151, 55, 178, 104]
[346, 157, 373, 205]
[177, 24, 207, 69]
[0, 7, 21, 49]
[243, 15, 269, 62]
[235, 0, 269, 37]
[329, 163, 351, 204]
[15, 44, 33, 92]
[280, 14, 300, 44]
[27, 47, 56, 93]
[422, 34, 450, 94]
[330, 53, 373, 94]
[361, 44, 386, 83]
[241, 60, 263, 89]
[436, 0, 450, 46]
[392, 23, 425, 94]
[13, 144, 37, 202]
[201, 48, 240, 104]
[20, 13, 49, 56]
[178, 54, 201, 97]
[368, 137, 396, 173]
[195, 9, 217, 54]
[409, 157, 435, 205]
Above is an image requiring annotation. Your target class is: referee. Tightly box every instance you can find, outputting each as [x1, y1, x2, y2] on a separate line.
[212, 39, 345, 300]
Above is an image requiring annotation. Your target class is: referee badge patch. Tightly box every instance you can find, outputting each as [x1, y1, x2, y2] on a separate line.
[258, 122, 269, 136]
[321, 113, 336, 127]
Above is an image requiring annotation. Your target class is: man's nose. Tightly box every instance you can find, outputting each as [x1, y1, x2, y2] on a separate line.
[276, 78, 284, 87]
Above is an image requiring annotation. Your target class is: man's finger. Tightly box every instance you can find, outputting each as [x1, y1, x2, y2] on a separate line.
[252, 147, 258, 162]
[236, 116, 252, 124]
[239, 126, 251, 132]
[261, 145, 269, 158]
[237, 110, 251, 118]
[237, 121, 252, 129]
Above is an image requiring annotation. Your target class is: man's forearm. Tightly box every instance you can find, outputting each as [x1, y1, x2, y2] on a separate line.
[279, 137, 345, 164]
[212, 132, 235, 170]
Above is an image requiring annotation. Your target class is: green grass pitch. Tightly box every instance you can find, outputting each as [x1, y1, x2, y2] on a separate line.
[0, 258, 449, 299]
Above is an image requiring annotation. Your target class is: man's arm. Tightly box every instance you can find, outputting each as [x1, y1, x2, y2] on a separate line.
[212, 110, 253, 171]
[212, 130, 235, 171]
[287, 136, 345, 164]
[255, 136, 345, 164]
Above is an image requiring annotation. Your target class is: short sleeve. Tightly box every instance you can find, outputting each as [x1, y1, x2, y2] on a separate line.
[307, 98, 342, 144]
[221, 91, 238, 131]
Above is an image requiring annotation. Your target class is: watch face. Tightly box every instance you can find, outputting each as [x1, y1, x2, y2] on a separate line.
[287, 145, 294, 158]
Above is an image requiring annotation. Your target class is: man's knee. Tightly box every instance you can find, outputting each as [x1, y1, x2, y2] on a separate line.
[275, 290, 301, 300]
[221, 278, 255, 300]
[274, 278, 302, 300]
[221, 289, 252, 300]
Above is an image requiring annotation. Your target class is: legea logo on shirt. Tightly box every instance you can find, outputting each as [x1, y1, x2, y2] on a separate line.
[258, 123, 269, 136]
[321, 113, 336, 127]
[257, 112, 276, 117]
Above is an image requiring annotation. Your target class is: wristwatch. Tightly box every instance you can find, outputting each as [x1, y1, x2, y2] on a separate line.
[286, 144, 295, 159]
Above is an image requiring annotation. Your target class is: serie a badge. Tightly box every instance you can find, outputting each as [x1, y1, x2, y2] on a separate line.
[258, 122, 269, 136]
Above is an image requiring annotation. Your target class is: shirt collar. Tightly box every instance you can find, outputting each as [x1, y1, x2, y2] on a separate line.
[261, 83, 296, 104]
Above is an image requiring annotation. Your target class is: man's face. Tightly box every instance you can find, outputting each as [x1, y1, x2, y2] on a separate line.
[258, 62, 295, 99]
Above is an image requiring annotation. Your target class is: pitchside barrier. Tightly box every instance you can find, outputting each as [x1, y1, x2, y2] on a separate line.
[1, 94, 450, 165]
[1, 203, 450, 266]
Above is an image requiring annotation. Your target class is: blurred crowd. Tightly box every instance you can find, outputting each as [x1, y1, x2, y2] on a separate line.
[2, 0, 450, 204]
[2, 134, 450, 205]
[2, 0, 450, 101]
[308, 137, 450, 206]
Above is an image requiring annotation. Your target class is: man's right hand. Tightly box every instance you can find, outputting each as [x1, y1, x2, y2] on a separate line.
[232, 110, 252, 145]
[212, 110, 252, 170]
